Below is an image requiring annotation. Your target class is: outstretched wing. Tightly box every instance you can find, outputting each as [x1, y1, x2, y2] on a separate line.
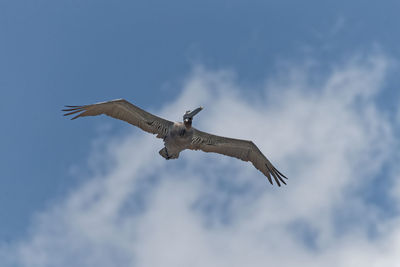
[63, 99, 173, 139]
[189, 129, 287, 186]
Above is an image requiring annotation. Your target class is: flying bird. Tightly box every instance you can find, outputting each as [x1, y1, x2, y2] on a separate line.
[63, 99, 287, 186]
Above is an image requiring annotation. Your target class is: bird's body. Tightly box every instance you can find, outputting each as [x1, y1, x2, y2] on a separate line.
[160, 122, 193, 159]
[63, 99, 287, 186]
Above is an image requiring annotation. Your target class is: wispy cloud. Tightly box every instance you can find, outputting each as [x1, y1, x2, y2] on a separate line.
[2, 52, 399, 267]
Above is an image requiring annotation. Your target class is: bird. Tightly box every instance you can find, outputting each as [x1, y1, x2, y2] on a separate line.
[63, 99, 287, 186]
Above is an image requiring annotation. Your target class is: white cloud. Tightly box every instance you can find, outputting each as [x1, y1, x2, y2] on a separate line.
[2, 53, 400, 267]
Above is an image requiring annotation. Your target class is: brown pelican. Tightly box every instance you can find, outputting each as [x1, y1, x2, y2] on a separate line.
[63, 99, 287, 186]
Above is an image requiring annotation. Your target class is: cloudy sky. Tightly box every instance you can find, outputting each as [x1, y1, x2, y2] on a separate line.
[1, 1, 400, 266]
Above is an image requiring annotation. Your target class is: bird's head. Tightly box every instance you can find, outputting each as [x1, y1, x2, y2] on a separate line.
[183, 106, 203, 128]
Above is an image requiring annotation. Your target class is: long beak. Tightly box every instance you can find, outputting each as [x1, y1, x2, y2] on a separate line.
[184, 106, 203, 119]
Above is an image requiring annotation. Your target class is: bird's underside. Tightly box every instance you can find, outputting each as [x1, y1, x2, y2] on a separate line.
[63, 99, 287, 186]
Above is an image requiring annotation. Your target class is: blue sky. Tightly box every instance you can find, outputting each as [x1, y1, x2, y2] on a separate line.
[1, 1, 400, 266]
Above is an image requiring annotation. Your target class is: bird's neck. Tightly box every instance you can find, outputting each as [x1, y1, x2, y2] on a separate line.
[184, 120, 192, 129]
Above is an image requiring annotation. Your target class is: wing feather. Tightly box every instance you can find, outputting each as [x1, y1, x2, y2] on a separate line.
[62, 99, 173, 138]
[189, 129, 287, 186]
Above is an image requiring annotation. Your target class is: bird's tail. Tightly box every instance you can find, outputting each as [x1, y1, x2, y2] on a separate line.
[159, 147, 179, 160]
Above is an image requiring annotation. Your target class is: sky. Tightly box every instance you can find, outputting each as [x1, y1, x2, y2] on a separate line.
[1, 0, 400, 266]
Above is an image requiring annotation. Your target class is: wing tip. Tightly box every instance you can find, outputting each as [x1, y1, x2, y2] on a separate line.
[64, 105, 81, 108]
[274, 166, 288, 179]
[265, 163, 287, 187]
[62, 105, 85, 120]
